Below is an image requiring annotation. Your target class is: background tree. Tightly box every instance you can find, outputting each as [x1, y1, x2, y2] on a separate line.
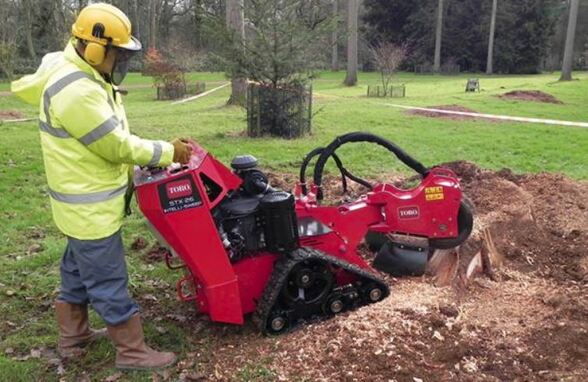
[433, 0, 444, 72]
[142, 47, 188, 100]
[363, 0, 561, 74]
[149, 0, 159, 49]
[226, 0, 247, 105]
[331, 0, 339, 71]
[218, 0, 334, 137]
[370, 42, 407, 96]
[221, 0, 333, 87]
[22, 0, 36, 60]
[0, 0, 231, 79]
[494, 0, 560, 74]
[486, 0, 498, 74]
[0, 0, 18, 79]
[344, 0, 359, 86]
[363, 0, 417, 45]
[560, 0, 580, 81]
[1, 0, 582, 79]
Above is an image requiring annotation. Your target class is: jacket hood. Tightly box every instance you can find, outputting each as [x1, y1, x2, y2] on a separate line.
[10, 51, 65, 106]
[11, 41, 105, 106]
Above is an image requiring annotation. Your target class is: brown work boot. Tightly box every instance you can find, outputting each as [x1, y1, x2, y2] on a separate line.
[55, 301, 108, 358]
[107, 314, 176, 370]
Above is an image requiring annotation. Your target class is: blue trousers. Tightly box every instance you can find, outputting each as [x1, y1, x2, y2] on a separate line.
[58, 230, 138, 326]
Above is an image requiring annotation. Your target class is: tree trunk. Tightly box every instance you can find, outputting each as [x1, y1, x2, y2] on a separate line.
[433, 0, 444, 72]
[331, 0, 338, 71]
[192, 0, 203, 49]
[486, 0, 498, 74]
[226, 0, 247, 106]
[131, 0, 141, 41]
[49, 0, 68, 49]
[344, 0, 358, 86]
[23, 0, 36, 60]
[0, 60, 14, 80]
[560, 0, 579, 81]
[159, 0, 174, 46]
[149, 0, 158, 49]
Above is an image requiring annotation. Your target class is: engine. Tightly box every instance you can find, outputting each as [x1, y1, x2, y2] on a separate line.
[213, 155, 299, 261]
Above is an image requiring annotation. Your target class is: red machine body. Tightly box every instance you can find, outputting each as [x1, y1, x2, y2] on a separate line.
[294, 167, 462, 270]
[135, 137, 466, 328]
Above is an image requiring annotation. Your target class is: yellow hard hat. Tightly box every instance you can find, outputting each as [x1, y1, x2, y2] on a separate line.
[72, 3, 141, 65]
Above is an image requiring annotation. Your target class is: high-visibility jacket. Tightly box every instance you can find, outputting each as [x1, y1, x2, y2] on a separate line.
[11, 41, 174, 240]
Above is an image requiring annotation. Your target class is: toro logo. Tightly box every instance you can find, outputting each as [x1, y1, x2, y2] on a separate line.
[398, 206, 420, 220]
[166, 179, 193, 199]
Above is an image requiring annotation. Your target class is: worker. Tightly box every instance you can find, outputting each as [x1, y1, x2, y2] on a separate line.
[10, 3, 191, 370]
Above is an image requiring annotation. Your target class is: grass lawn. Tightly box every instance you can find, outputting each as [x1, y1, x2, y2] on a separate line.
[0, 70, 587, 381]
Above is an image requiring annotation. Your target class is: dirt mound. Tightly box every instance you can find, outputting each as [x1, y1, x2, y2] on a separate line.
[443, 161, 588, 283]
[499, 90, 563, 104]
[0, 110, 24, 120]
[407, 104, 482, 121]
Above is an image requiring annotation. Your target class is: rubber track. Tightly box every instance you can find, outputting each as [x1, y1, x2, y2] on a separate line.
[253, 247, 390, 334]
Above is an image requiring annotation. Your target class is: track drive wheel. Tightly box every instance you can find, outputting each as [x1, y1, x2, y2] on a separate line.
[254, 247, 390, 335]
[363, 283, 385, 303]
[266, 312, 289, 335]
[324, 295, 345, 315]
[282, 260, 334, 305]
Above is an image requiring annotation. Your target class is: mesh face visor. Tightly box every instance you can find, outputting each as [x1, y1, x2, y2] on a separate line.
[111, 48, 136, 85]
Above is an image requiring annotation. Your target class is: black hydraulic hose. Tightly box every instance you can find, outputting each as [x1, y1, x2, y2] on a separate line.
[313, 132, 429, 200]
[341, 168, 372, 190]
[300, 147, 325, 193]
[299, 147, 348, 195]
[300, 147, 373, 196]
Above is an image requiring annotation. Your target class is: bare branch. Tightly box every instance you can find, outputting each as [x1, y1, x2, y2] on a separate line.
[369, 41, 408, 95]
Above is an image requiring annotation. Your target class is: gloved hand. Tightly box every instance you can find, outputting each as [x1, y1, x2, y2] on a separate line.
[171, 138, 193, 164]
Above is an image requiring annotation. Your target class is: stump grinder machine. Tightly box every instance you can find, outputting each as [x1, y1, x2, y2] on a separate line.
[134, 132, 473, 334]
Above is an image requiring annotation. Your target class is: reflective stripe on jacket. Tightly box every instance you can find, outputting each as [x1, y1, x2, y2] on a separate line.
[11, 41, 174, 240]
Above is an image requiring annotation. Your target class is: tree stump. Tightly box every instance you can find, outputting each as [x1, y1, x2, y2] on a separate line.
[465, 79, 480, 92]
[426, 228, 503, 287]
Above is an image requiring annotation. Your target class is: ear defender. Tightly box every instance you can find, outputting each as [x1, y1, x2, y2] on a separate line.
[84, 23, 106, 65]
